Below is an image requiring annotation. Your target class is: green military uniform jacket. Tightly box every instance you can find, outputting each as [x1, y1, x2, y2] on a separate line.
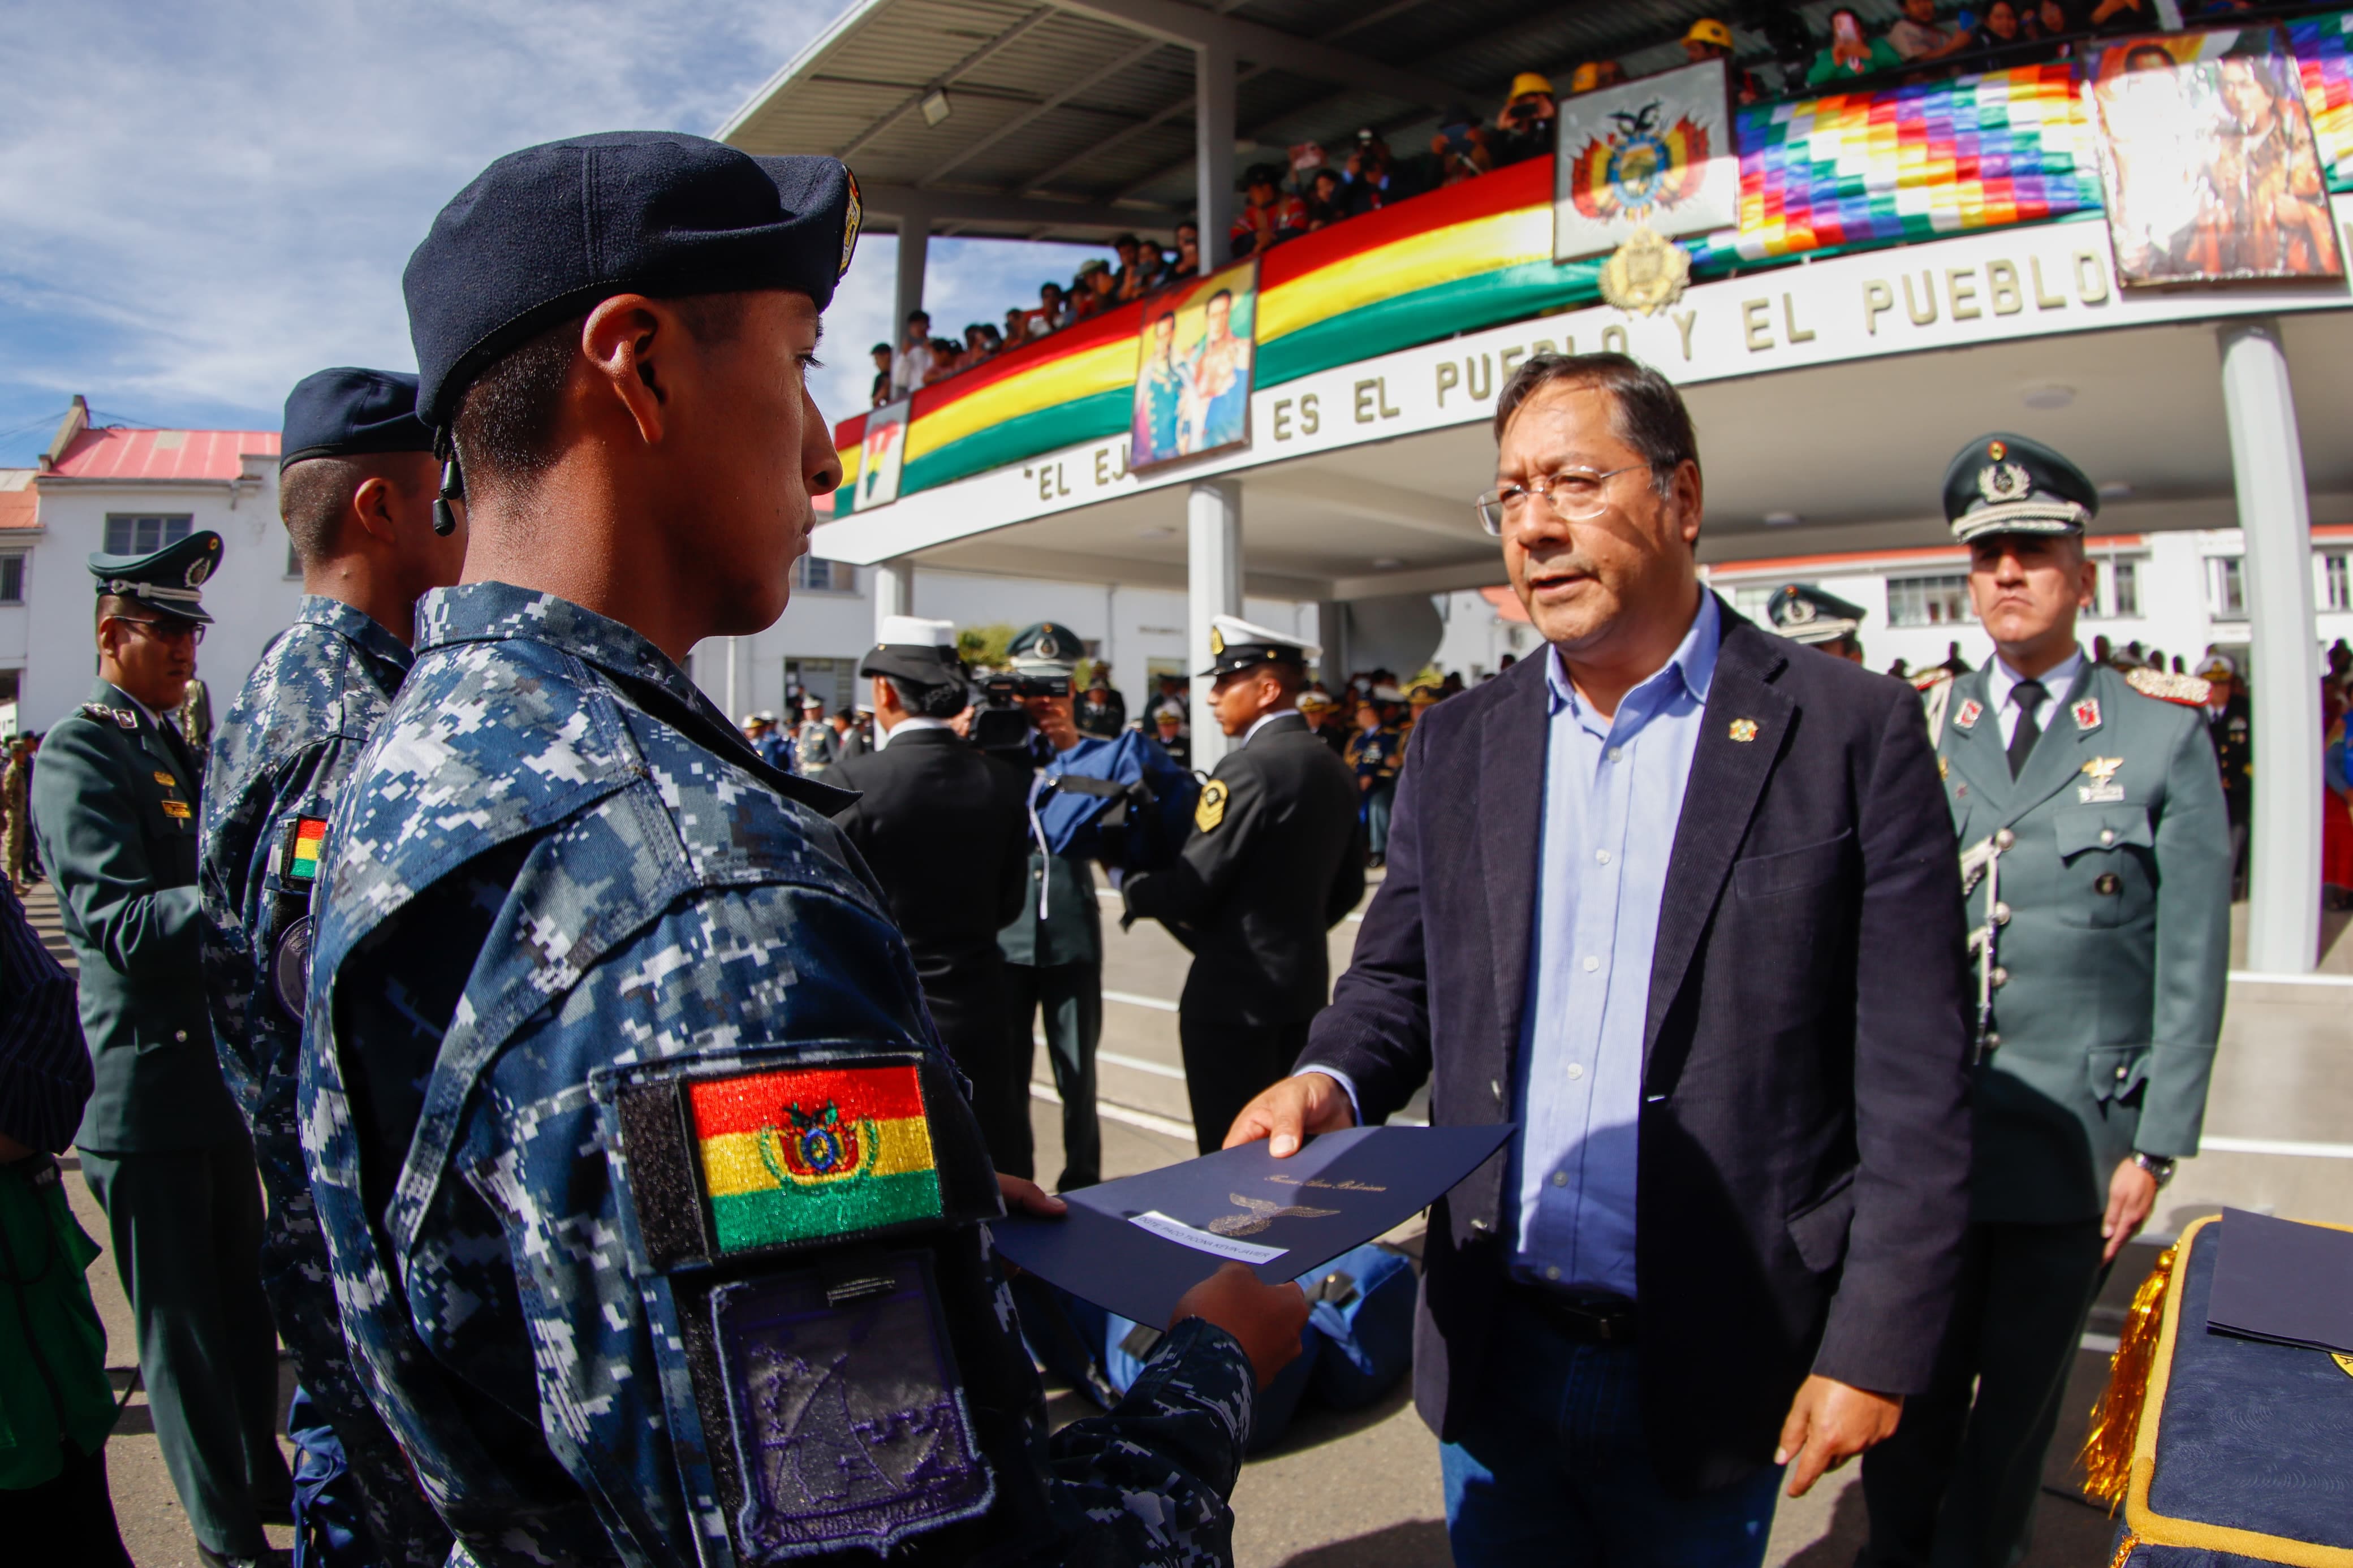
[29, 681, 243, 1151]
[1930, 658, 2230, 1224]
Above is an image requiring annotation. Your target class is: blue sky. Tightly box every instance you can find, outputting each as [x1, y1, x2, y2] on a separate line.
[0, 0, 1112, 466]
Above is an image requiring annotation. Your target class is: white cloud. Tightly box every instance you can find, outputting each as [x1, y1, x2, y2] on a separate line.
[0, 0, 1114, 456]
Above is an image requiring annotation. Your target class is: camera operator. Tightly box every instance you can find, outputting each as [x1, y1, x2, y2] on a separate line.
[1489, 72, 1558, 170]
[828, 619, 1034, 1173]
[993, 622, 1111, 1190]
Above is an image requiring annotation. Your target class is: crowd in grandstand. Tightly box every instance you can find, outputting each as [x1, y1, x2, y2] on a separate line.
[869, 0, 2296, 408]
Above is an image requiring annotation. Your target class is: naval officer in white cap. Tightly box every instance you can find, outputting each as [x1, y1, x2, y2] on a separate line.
[1122, 614, 1365, 1151]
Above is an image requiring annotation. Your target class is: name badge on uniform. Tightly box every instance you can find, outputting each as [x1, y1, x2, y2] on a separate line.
[2079, 757, 2125, 804]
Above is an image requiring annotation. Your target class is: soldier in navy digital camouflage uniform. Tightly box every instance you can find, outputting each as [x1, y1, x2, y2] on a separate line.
[298, 132, 1304, 1568]
[199, 367, 466, 1567]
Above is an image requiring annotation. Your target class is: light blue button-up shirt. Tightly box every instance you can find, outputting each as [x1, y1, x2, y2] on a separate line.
[1510, 593, 1720, 1298]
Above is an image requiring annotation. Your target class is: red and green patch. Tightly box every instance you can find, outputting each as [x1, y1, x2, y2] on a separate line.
[688, 1064, 941, 1254]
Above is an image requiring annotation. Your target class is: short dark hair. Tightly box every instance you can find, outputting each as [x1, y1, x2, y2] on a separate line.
[883, 675, 967, 719]
[279, 455, 364, 564]
[454, 293, 744, 493]
[1490, 351, 1698, 499]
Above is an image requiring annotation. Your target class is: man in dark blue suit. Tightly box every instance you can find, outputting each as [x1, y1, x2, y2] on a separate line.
[1229, 353, 1974, 1567]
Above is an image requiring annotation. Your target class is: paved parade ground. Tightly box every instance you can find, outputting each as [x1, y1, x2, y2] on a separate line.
[31, 878, 2350, 1567]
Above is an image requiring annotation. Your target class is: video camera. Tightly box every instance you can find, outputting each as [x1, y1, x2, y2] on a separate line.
[969, 669, 1071, 757]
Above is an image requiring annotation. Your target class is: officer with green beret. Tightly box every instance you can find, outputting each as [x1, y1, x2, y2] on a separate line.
[1767, 581, 1869, 664]
[1859, 434, 2231, 1568]
[30, 532, 292, 1568]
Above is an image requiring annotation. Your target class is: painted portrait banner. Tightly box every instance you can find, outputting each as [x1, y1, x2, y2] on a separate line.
[1554, 58, 1740, 263]
[1128, 260, 1259, 473]
[2089, 27, 2345, 287]
[858, 399, 910, 508]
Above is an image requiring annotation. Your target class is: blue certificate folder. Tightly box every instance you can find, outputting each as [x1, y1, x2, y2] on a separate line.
[990, 1124, 1512, 1328]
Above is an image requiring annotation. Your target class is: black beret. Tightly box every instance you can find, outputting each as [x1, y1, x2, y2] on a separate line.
[1942, 431, 2097, 542]
[281, 368, 432, 470]
[404, 132, 862, 428]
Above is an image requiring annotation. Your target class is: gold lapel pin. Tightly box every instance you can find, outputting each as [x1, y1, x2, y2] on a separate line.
[1729, 718, 1759, 743]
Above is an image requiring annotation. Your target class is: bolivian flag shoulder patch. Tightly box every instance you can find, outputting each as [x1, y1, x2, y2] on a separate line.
[603, 1052, 996, 1273]
[688, 1064, 941, 1255]
[274, 815, 330, 885]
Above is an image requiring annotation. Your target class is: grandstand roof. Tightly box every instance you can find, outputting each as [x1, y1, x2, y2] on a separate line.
[717, 0, 1786, 241]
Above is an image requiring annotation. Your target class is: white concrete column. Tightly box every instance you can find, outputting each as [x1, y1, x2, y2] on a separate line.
[873, 556, 914, 640]
[1317, 599, 1349, 688]
[2218, 319, 2321, 974]
[1188, 480, 1242, 770]
[1193, 35, 1236, 266]
[893, 212, 931, 358]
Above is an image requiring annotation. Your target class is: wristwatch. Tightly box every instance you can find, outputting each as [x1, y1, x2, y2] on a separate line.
[2132, 1151, 2176, 1188]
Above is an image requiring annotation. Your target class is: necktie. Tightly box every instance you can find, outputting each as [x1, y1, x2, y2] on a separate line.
[2007, 679, 2048, 779]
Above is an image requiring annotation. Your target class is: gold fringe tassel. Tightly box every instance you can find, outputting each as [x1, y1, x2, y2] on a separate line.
[2076, 1242, 2177, 1513]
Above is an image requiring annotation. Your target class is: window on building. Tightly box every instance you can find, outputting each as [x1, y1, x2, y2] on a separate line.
[2207, 556, 2246, 621]
[0, 554, 23, 606]
[104, 515, 193, 556]
[786, 656, 859, 714]
[1886, 573, 1973, 628]
[795, 558, 852, 593]
[2084, 556, 2143, 620]
[2322, 552, 2351, 614]
[1729, 584, 1777, 623]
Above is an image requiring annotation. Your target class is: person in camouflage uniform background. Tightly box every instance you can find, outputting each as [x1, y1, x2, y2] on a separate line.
[199, 366, 466, 1567]
[299, 132, 1307, 1568]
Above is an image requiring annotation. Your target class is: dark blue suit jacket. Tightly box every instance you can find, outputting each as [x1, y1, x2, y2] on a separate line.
[1303, 600, 1973, 1494]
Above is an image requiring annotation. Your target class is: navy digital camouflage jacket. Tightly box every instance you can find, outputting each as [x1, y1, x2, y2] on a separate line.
[299, 582, 1253, 1568]
[199, 594, 453, 1565]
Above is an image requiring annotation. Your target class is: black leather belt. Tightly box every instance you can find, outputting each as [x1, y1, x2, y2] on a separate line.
[1513, 1284, 1639, 1344]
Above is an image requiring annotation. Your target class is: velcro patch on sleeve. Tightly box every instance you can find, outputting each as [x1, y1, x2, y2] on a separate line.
[610, 1052, 1001, 1273]
[273, 815, 330, 885]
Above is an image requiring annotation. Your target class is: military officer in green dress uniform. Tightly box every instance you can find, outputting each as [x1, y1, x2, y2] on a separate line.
[1122, 616, 1364, 1152]
[1859, 434, 2231, 1568]
[31, 533, 293, 1568]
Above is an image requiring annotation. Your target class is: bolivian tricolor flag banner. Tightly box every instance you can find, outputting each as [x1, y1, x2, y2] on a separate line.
[687, 1064, 941, 1254]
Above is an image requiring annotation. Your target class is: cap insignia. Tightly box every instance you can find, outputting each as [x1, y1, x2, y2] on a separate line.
[186, 558, 213, 587]
[1728, 718, 1759, 743]
[2072, 697, 2101, 731]
[1977, 459, 2032, 505]
[1209, 627, 1225, 657]
[1782, 595, 1816, 625]
[1987, 439, 2006, 461]
[839, 167, 862, 279]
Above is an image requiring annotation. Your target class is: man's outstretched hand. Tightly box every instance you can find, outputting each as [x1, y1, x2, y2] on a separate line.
[1222, 1071, 1357, 1157]
[1775, 1375, 1903, 1497]
[996, 1172, 1067, 1217]
[1171, 1262, 1312, 1390]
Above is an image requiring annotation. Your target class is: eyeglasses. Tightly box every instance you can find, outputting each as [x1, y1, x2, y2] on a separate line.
[1474, 463, 1652, 536]
[110, 616, 205, 646]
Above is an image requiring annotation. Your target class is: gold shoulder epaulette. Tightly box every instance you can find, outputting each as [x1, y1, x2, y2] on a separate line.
[2124, 667, 2210, 707]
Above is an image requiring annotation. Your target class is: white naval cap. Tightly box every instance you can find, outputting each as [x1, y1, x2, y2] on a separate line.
[1201, 614, 1322, 678]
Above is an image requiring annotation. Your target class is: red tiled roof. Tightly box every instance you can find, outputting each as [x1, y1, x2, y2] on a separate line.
[0, 470, 35, 531]
[49, 426, 278, 482]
